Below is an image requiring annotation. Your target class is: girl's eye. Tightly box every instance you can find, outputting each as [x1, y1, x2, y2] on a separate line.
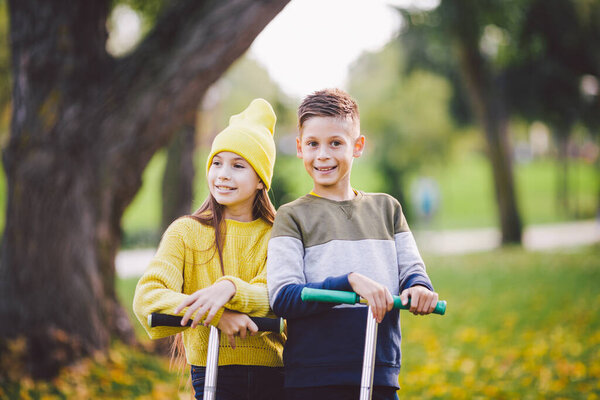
[234, 163, 245, 169]
[212, 160, 221, 166]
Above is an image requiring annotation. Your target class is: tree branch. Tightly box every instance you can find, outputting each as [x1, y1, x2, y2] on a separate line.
[95, 0, 289, 205]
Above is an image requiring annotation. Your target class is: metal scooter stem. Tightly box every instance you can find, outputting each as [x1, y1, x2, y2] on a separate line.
[360, 307, 378, 400]
[204, 326, 220, 400]
[147, 313, 283, 399]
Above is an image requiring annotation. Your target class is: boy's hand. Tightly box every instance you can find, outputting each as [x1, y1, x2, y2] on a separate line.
[217, 310, 259, 348]
[348, 272, 394, 323]
[400, 285, 439, 316]
[174, 280, 236, 328]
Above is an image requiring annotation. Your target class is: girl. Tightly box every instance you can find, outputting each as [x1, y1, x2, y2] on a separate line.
[133, 99, 285, 400]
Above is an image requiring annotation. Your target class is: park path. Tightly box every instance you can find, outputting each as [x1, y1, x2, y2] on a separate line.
[116, 219, 600, 278]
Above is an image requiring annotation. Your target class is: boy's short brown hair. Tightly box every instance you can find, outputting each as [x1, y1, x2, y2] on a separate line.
[297, 88, 360, 134]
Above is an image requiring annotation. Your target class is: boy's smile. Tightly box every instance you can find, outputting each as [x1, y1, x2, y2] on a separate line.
[297, 116, 365, 200]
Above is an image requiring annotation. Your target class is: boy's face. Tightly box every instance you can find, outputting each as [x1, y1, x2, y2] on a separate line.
[296, 116, 365, 194]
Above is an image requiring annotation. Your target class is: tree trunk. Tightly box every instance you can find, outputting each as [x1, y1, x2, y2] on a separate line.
[161, 120, 196, 231]
[453, 32, 523, 245]
[596, 135, 600, 220]
[555, 133, 569, 216]
[1, 0, 289, 379]
[380, 161, 411, 221]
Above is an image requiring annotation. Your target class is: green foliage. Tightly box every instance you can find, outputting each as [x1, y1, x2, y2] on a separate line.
[207, 57, 297, 131]
[349, 42, 454, 172]
[505, 0, 600, 133]
[347, 41, 455, 207]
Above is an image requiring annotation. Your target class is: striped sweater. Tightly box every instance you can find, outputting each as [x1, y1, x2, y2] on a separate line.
[267, 192, 433, 388]
[133, 216, 284, 367]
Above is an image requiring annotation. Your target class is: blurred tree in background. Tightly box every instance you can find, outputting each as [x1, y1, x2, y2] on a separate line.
[0, 0, 289, 379]
[347, 41, 454, 219]
[0, 1, 9, 140]
[397, 0, 526, 244]
[394, 0, 600, 243]
[504, 0, 600, 216]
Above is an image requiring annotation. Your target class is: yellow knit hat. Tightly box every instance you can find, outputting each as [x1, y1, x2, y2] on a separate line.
[206, 98, 277, 190]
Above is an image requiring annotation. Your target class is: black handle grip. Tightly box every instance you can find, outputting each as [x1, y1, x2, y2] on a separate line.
[148, 313, 283, 333]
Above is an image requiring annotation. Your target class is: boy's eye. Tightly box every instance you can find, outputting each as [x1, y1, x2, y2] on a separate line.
[307, 141, 318, 147]
[331, 141, 342, 147]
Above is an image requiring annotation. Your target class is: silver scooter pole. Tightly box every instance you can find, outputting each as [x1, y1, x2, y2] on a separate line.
[204, 325, 220, 400]
[360, 307, 378, 400]
[148, 313, 284, 400]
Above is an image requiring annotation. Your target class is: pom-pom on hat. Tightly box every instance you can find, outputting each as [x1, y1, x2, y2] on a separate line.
[206, 98, 277, 190]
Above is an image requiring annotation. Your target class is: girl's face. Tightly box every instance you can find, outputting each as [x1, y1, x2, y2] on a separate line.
[208, 152, 263, 221]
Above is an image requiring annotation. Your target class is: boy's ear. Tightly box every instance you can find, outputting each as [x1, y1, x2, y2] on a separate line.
[296, 136, 303, 159]
[353, 135, 365, 158]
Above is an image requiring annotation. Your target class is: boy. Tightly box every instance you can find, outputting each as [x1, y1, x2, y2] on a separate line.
[267, 88, 439, 400]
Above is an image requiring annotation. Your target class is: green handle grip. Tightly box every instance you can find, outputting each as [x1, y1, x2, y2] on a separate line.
[301, 288, 446, 315]
[393, 297, 446, 315]
[301, 287, 360, 304]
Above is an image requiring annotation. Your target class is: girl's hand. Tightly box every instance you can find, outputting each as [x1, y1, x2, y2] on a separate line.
[348, 272, 394, 323]
[217, 310, 258, 348]
[174, 280, 236, 328]
[400, 285, 439, 315]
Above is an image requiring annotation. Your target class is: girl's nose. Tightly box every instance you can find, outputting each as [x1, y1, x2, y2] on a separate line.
[217, 167, 231, 180]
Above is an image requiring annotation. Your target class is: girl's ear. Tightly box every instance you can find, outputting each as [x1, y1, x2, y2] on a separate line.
[257, 181, 265, 190]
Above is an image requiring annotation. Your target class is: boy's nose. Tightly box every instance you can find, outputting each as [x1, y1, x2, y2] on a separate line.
[317, 148, 330, 160]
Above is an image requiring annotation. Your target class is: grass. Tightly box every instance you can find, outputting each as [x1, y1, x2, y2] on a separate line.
[408, 154, 598, 230]
[398, 245, 600, 399]
[1, 245, 598, 398]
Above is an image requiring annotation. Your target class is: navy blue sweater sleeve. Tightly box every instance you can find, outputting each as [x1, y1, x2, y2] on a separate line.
[402, 273, 434, 292]
[271, 274, 353, 319]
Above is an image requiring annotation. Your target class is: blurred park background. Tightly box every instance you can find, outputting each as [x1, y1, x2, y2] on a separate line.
[0, 0, 599, 398]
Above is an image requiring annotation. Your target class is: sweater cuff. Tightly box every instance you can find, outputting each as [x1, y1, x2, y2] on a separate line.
[402, 273, 433, 292]
[323, 274, 353, 292]
[214, 276, 239, 297]
[217, 275, 244, 307]
[216, 275, 269, 317]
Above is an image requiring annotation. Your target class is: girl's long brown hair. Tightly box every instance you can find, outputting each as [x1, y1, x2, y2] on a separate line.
[186, 186, 275, 274]
[171, 185, 276, 389]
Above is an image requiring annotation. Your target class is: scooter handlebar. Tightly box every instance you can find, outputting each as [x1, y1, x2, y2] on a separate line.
[148, 313, 284, 333]
[301, 288, 446, 315]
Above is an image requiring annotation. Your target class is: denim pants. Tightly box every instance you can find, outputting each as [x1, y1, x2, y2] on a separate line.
[191, 365, 285, 400]
[285, 385, 399, 400]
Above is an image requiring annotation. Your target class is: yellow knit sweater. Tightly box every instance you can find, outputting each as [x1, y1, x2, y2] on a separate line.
[133, 216, 284, 367]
